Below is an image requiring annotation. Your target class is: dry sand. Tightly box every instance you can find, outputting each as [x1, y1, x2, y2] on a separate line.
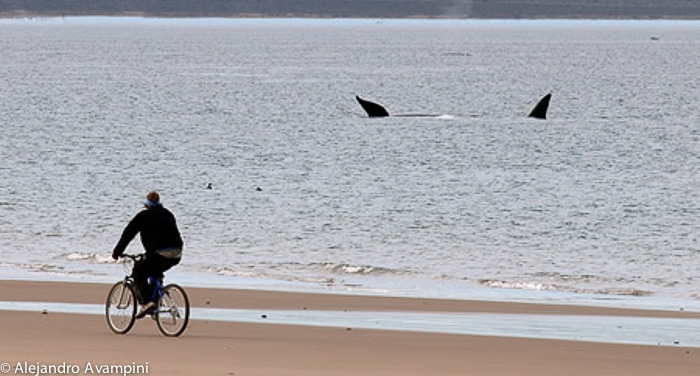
[1, 280, 700, 375]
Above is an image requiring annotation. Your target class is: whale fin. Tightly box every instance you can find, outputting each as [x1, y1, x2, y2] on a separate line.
[356, 95, 390, 117]
[528, 93, 552, 120]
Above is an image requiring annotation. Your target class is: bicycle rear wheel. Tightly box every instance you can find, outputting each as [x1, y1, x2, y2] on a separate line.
[105, 281, 137, 334]
[155, 284, 190, 337]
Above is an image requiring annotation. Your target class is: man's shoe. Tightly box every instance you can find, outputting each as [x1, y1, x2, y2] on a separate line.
[135, 301, 156, 319]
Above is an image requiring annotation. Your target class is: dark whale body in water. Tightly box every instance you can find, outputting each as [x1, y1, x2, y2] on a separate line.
[357, 93, 552, 119]
[356, 95, 390, 117]
[528, 93, 552, 120]
[355, 95, 440, 118]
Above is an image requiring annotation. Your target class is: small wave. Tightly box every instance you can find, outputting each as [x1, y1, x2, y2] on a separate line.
[62, 252, 114, 264]
[593, 288, 653, 297]
[0, 260, 108, 277]
[313, 262, 411, 276]
[27, 263, 64, 272]
[204, 266, 260, 278]
[480, 279, 561, 292]
[0, 261, 64, 273]
[479, 279, 653, 297]
[203, 266, 335, 285]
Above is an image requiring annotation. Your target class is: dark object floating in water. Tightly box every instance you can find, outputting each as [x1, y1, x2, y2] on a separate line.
[356, 95, 390, 117]
[355, 95, 439, 118]
[443, 52, 471, 57]
[528, 93, 552, 120]
[358, 93, 552, 119]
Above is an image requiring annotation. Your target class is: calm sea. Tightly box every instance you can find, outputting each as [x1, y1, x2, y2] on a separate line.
[0, 17, 698, 309]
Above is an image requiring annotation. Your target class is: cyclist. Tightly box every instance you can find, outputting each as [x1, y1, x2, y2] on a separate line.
[112, 191, 183, 318]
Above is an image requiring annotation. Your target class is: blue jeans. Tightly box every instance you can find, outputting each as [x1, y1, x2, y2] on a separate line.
[132, 254, 180, 304]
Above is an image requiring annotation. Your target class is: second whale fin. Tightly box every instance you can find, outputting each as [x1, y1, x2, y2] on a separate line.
[528, 93, 552, 120]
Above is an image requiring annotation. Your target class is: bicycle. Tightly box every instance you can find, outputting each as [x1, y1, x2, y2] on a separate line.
[105, 254, 190, 337]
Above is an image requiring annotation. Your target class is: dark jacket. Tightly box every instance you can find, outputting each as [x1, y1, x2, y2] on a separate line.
[112, 205, 183, 258]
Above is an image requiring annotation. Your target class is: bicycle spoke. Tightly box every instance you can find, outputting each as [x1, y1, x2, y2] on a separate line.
[105, 281, 136, 335]
[155, 284, 189, 337]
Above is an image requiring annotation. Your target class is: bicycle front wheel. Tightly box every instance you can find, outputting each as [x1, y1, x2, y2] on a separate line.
[105, 281, 137, 334]
[155, 284, 190, 337]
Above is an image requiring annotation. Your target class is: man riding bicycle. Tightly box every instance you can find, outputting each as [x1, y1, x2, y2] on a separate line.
[112, 191, 183, 318]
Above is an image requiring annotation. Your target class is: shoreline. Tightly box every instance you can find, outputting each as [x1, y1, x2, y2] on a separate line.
[3, 266, 700, 314]
[3, 279, 700, 375]
[4, 265, 700, 314]
[3, 279, 700, 319]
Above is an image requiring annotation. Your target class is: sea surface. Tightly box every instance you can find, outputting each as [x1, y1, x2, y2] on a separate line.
[0, 17, 698, 310]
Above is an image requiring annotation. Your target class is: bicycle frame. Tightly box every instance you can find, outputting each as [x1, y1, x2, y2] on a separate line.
[115, 273, 176, 318]
[121, 254, 165, 304]
[112, 276, 135, 310]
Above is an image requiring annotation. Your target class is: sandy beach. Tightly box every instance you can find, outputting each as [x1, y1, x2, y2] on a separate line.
[2, 280, 700, 375]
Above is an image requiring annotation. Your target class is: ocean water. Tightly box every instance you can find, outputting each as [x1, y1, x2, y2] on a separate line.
[0, 18, 698, 309]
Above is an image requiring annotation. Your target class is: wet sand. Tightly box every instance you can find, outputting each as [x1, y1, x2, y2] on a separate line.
[1, 280, 700, 375]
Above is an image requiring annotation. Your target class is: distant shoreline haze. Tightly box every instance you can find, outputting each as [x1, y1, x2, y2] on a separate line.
[2, 0, 700, 19]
